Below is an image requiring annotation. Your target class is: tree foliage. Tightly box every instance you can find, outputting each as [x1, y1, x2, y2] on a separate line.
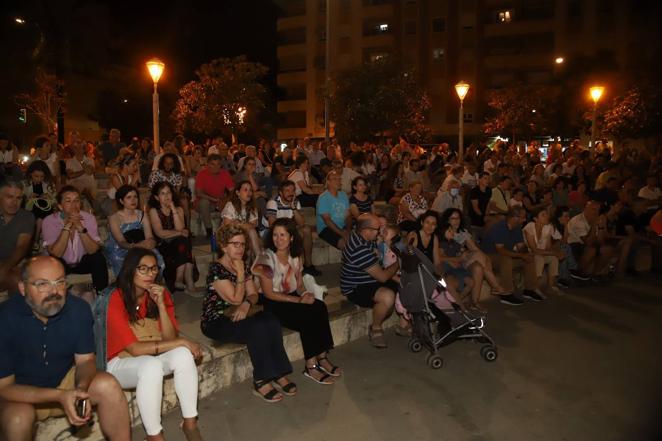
[14, 68, 66, 132]
[329, 58, 430, 144]
[600, 83, 662, 141]
[172, 56, 268, 138]
[483, 83, 559, 144]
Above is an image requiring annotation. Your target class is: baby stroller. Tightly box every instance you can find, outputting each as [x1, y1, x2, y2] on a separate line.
[394, 241, 498, 369]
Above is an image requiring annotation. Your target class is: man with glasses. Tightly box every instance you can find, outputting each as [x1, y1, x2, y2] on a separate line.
[480, 206, 542, 305]
[340, 213, 399, 348]
[42, 186, 109, 292]
[316, 170, 351, 250]
[0, 180, 35, 294]
[0, 256, 130, 441]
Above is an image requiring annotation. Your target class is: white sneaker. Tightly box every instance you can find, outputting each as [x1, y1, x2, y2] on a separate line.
[534, 288, 548, 300]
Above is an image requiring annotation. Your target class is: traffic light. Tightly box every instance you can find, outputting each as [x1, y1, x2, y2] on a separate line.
[18, 108, 27, 123]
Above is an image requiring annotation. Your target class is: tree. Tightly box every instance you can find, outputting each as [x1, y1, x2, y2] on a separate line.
[172, 56, 268, 139]
[483, 83, 559, 145]
[329, 58, 430, 145]
[600, 83, 662, 143]
[14, 68, 66, 132]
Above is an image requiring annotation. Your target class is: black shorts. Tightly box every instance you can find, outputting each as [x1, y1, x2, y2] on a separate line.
[570, 242, 600, 259]
[318, 227, 343, 249]
[346, 281, 398, 308]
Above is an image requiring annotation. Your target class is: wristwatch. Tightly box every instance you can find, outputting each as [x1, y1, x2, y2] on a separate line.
[80, 228, 88, 234]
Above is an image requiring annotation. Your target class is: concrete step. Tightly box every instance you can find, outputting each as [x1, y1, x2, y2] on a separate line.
[35, 293, 395, 441]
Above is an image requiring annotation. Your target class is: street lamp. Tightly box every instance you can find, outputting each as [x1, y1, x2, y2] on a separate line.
[146, 59, 165, 152]
[555, 56, 564, 64]
[455, 81, 470, 163]
[589, 85, 604, 155]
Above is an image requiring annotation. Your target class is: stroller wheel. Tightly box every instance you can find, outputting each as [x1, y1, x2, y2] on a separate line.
[426, 353, 444, 369]
[480, 345, 498, 362]
[408, 338, 423, 353]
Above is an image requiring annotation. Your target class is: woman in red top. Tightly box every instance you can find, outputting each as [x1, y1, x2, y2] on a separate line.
[105, 248, 203, 441]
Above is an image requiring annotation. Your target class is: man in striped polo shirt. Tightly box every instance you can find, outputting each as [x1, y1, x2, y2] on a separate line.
[340, 213, 399, 348]
[262, 180, 321, 276]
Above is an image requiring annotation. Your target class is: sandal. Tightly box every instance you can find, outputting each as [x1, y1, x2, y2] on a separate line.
[252, 379, 283, 403]
[368, 327, 387, 348]
[303, 364, 334, 385]
[394, 324, 413, 337]
[180, 421, 204, 441]
[317, 356, 342, 377]
[274, 377, 297, 396]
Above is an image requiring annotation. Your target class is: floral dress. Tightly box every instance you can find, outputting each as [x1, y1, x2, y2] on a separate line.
[397, 193, 429, 224]
[202, 262, 251, 325]
[104, 210, 165, 276]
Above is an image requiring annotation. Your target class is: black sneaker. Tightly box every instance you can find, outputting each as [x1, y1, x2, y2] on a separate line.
[303, 265, 322, 277]
[557, 279, 571, 289]
[522, 290, 545, 302]
[498, 294, 524, 306]
[570, 270, 591, 281]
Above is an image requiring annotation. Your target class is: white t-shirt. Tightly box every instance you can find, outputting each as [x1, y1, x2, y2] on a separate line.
[567, 213, 591, 244]
[30, 153, 59, 177]
[638, 186, 661, 203]
[287, 169, 309, 196]
[523, 222, 561, 250]
[66, 157, 96, 190]
[341, 167, 360, 194]
[461, 171, 478, 188]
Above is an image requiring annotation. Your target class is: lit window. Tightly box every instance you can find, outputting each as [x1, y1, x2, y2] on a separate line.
[432, 48, 445, 61]
[498, 10, 512, 23]
[370, 52, 389, 62]
[379, 23, 389, 32]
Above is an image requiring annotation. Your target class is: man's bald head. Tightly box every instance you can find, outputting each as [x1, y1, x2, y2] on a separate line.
[357, 213, 379, 231]
[21, 256, 65, 282]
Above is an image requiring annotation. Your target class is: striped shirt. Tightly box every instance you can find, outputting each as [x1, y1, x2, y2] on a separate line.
[340, 231, 379, 294]
[349, 195, 374, 215]
[261, 195, 301, 230]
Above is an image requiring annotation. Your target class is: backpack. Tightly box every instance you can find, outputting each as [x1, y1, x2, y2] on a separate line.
[92, 286, 116, 371]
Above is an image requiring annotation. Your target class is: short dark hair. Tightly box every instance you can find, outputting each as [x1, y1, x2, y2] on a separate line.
[35, 136, 49, 150]
[351, 176, 366, 194]
[158, 153, 181, 174]
[148, 181, 179, 209]
[115, 184, 139, 206]
[56, 185, 80, 204]
[294, 155, 308, 168]
[279, 179, 296, 192]
[263, 218, 304, 258]
[26, 160, 54, 184]
[506, 206, 526, 219]
[207, 154, 221, 162]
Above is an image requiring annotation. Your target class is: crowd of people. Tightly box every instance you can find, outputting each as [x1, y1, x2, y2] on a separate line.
[1, 128, 662, 441]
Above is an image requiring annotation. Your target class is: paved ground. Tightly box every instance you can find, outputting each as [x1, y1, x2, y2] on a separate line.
[133, 276, 662, 441]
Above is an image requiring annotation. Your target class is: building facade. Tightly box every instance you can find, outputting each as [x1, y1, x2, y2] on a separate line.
[275, 0, 661, 141]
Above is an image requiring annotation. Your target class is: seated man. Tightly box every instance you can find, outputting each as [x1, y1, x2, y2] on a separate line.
[42, 186, 109, 292]
[316, 170, 351, 250]
[262, 180, 321, 276]
[340, 213, 400, 348]
[480, 206, 542, 305]
[195, 154, 235, 237]
[567, 200, 615, 280]
[0, 180, 35, 293]
[0, 256, 129, 441]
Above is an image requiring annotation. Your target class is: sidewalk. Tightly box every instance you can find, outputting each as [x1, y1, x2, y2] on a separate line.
[133, 276, 662, 441]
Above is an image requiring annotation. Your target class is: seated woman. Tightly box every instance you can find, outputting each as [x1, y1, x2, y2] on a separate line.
[202, 224, 294, 403]
[148, 182, 196, 294]
[396, 181, 429, 233]
[523, 207, 565, 295]
[221, 180, 261, 261]
[253, 218, 341, 385]
[105, 184, 164, 276]
[349, 176, 375, 221]
[406, 210, 443, 270]
[440, 208, 507, 312]
[105, 248, 203, 441]
[287, 155, 320, 208]
[235, 156, 269, 218]
[437, 223, 475, 310]
[149, 152, 190, 225]
[24, 160, 57, 251]
[103, 154, 140, 215]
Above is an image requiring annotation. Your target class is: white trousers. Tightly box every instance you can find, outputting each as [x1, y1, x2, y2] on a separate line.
[107, 346, 199, 436]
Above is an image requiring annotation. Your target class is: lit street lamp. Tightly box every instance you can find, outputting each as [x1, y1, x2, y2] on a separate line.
[146, 59, 165, 152]
[589, 85, 604, 155]
[455, 81, 470, 163]
[555, 56, 564, 64]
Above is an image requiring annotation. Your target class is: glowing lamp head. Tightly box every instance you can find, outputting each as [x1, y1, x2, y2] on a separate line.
[590, 86, 604, 104]
[555, 57, 564, 64]
[455, 81, 470, 101]
[146, 59, 165, 84]
[15, 17, 26, 25]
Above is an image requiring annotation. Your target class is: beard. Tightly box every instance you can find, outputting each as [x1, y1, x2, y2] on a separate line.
[26, 293, 65, 318]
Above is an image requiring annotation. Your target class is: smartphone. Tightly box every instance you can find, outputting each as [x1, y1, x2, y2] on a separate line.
[76, 399, 87, 418]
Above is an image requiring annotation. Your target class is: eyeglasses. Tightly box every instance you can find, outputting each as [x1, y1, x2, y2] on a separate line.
[30, 278, 67, 293]
[363, 226, 381, 232]
[228, 241, 246, 248]
[136, 265, 160, 275]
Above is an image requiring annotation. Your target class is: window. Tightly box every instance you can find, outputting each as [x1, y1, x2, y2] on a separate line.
[498, 10, 512, 23]
[432, 48, 445, 62]
[370, 52, 389, 62]
[463, 113, 473, 123]
[432, 17, 445, 32]
[379, 23, 389, 32]
[405, 21, 416, 35]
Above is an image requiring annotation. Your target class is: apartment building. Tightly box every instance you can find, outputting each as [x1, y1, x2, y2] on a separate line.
[275, 0, 660, 141]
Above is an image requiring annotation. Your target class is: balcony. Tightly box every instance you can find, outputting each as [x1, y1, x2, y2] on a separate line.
[277, 100, 307, 113]
[277, 43, 306, 57]
[277, 15, 306, 31]
[277, 70, 307, 86]
[483, 18, 554, 37]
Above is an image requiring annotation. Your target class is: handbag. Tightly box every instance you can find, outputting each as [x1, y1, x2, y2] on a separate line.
[123, 228, 145, 244]
[118, 317, 161, 358]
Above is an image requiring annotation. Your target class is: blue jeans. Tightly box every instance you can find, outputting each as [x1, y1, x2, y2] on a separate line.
[558, 243, 578, 281]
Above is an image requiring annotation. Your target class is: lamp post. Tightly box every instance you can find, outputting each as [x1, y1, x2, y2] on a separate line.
[324, 0, 331, 144]
[146, 59, 165, 153]
[589, 85, 604, 155]
[455, 81, 470, 163]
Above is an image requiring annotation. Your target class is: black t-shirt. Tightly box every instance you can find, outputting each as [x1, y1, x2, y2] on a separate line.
[274, 155, 294, 175]
[469, 186, 492, 226]
[615, 209, 652, 236]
